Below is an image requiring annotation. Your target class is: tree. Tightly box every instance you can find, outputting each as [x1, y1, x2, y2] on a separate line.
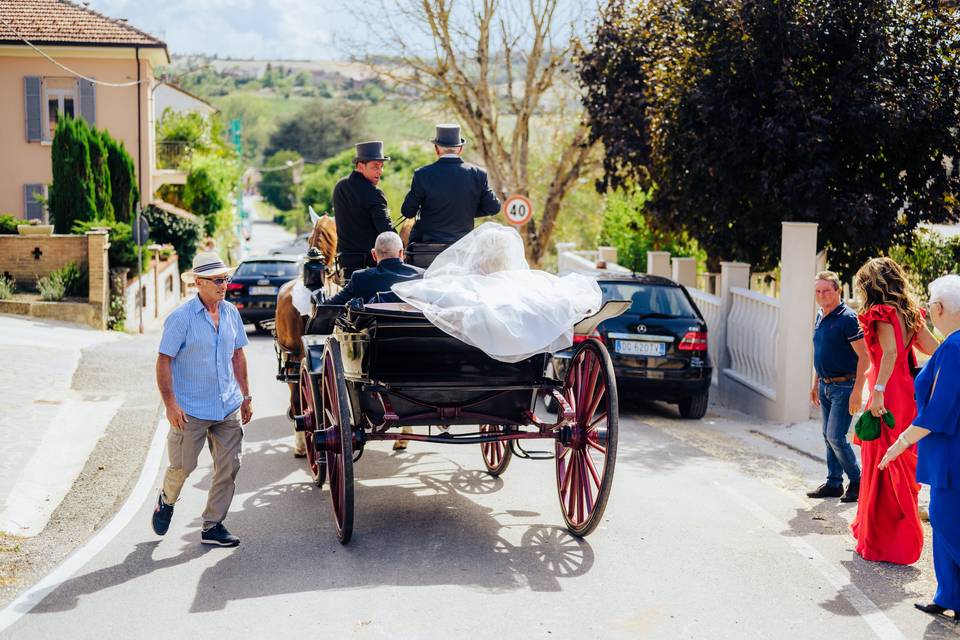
[578, 0, 960, 275]
[264, 101, 360, 162]
[260, 150, 302, 211]
[362, 0, 596, 264]
[102, 131, 139, 224]
[48, 116, 96, 234]
[183, 167, 225, 234]
[88, 128, 114, 221]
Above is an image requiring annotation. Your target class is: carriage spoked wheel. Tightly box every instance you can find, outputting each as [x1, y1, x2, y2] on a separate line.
[320, 339, 354, 544]
[555, 339, 618, 537]
[479, 425, 513, 476]
[298, 364, 326, 488]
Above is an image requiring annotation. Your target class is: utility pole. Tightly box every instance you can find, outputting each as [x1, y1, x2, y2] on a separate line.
[230, 118, 245, 258]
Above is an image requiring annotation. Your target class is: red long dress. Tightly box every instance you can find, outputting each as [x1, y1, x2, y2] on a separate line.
[851, 304, 923, 564]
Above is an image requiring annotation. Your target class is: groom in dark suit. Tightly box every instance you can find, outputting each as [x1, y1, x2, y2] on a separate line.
[400, 124, 501, 253]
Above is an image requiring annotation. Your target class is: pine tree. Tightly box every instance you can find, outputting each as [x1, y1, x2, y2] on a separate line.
[88, 126, 114, 221]
[48, 116, 96, 234]
[102, 131, 139, 224]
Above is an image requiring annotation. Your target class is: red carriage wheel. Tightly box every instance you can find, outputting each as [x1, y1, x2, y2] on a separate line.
[298, 364, 326, 488]
[479, 424, 512, 476]
[321, 339, 354, 544]
[555, 339, 618, 537]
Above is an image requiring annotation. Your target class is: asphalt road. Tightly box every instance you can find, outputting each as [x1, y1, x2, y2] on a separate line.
[2, 330, 958, 639]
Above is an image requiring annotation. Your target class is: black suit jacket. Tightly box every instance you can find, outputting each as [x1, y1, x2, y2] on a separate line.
[325, 258, 424, 306]
[333, 171, 393, 257]
[400, 157, 501, 243]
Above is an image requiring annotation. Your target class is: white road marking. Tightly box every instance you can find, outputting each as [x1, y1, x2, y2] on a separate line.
[0, 419, 168, 634]
[716, 481, 907, 640]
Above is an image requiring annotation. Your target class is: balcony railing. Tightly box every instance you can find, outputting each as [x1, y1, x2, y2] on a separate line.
[155, 141, 192, 170]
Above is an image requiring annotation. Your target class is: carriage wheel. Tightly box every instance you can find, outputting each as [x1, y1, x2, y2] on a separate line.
[555, 339, 618, 537]
[479, 425, 512, 476]
[298, 364, 326, 488]
[321, 339, 354, 544]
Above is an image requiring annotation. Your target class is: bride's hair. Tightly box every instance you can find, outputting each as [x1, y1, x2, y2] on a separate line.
[467, 225, 527, 275]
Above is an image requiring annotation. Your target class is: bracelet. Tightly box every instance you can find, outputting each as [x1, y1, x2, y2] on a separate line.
[243, 395, 253, 402]
[874, 383, 886, 392]
[897, 433, 910, 448]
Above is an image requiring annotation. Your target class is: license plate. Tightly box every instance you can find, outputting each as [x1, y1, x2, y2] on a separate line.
[250, 286, 278, 296]
[615, 340, 665, 357]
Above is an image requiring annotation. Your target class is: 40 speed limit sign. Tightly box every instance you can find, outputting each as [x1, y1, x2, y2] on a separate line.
[502, 194, 533, 226]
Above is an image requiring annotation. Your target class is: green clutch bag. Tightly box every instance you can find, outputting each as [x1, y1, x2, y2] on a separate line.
[853, 411, 896, 441]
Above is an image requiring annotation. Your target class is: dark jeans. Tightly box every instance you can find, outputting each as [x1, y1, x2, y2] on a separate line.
[819, 380, 861, 487]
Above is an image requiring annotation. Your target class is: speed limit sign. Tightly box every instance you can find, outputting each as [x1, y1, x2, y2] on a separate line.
[502, 194, 533, 226]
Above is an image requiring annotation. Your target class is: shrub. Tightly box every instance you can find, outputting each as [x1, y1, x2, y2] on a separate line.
[142, 204, 202, 271]
[183, 167, 225, 235]
[0, 215, 19, 234]
[107, 267, 127, 331]
[102, 131, 139, 224]
[88, 128, 114, 221]
[72, 219, 144, 274]
[58, 261, 88, 298]
[37, 271, 66, 301]
[889, 228, 960, 296]
[48, 116, 97, 233]
[0, 275, 15, 300]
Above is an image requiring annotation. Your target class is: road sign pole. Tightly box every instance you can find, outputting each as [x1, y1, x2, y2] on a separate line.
[135, 204, 143, 334]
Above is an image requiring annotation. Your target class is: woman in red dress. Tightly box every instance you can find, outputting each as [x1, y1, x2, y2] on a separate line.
[851, 257, 938, 564]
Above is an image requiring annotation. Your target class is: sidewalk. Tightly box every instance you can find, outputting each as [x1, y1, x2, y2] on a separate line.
[0, 315, 160, 536]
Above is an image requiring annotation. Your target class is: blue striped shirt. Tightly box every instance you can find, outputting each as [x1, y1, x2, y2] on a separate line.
[158, 295, 249, 421]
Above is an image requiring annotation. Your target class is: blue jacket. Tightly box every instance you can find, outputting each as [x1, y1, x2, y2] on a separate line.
[400, 156, 501, 243]
[325, 258, 423, 306]
[915, 332, 960, 489]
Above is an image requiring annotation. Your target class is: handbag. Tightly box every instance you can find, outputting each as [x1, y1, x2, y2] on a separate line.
[854, 411, 895, 441]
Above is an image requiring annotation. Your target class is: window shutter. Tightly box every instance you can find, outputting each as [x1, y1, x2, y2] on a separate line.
[78, 78, 96, 125]
[24, 184, 46, 222]
[24, 76, 42, 142]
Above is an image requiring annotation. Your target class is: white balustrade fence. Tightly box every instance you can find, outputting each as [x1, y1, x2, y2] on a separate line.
[687, 287, 722, 384]
[724, 287, 780, 399]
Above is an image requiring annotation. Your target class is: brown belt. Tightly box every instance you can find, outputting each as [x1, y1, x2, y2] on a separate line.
[821, 374, 855, 383]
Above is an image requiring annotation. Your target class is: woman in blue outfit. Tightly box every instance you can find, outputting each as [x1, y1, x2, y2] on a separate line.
[880, 274, 960, 621]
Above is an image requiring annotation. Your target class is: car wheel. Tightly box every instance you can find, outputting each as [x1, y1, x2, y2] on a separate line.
[678, 391, 709, 419]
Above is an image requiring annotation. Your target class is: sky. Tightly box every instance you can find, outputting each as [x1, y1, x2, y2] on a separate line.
[85, 0, 593, 61]
[86, 0, 350, 60]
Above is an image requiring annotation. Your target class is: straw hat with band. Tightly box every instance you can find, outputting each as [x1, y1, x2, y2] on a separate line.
[181, 251, 236, 284]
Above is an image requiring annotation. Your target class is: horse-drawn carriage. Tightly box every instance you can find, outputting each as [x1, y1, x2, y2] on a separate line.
[289, 296, 628, 544]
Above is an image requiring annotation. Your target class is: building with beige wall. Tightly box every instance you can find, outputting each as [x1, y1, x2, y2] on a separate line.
[0, 0, 169, 220]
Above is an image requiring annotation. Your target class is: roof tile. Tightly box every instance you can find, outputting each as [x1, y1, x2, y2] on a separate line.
[0, 0, 166, 47]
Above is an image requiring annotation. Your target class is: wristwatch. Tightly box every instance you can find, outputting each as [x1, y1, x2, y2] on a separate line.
[243, 395, 253, 402]
[873, 383, 886, 392]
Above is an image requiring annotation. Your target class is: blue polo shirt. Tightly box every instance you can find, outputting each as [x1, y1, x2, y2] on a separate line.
[813, 302, 863, 378]
[158, 295, 249, 421]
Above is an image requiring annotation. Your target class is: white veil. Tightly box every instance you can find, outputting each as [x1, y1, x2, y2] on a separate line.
[392, 222, 602, 362]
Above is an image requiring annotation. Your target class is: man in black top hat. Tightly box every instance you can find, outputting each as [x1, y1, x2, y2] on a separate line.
[400, 125, 501, 256]
[333, 141, 393, 280]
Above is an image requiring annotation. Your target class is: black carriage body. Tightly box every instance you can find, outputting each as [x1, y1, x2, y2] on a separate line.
[336, 305, 551, 428]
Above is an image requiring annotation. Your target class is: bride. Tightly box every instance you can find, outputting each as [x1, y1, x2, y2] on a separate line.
[391, 222, 602, 362]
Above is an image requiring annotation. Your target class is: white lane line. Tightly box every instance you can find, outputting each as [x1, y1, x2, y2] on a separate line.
[0, 419, 168, 634]
[716, 481, 907, 640]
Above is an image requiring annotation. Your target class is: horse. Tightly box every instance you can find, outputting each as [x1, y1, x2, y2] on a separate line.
[274, 215, 337, 455]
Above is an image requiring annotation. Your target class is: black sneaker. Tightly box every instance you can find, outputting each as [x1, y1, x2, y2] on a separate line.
[201, 523, 240, 547]
[840, 481, 860, 503]
[151, 492, 174, 536]
[806, 483, 844, 499]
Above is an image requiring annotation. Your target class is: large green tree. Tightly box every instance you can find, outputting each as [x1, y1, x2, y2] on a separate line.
[102, 131, 139, 224]
[260, 150, 302, 211]
[88, 128, 114, 222]
[48, 116, 97, 234]
[578, 0, 960, 274]
[264, 101, 360, 162]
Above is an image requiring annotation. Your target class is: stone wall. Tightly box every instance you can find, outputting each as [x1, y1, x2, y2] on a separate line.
[0, 230, 110, 329]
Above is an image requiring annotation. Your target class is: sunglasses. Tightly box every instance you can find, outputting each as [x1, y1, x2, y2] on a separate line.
[198, 276, 232, 286]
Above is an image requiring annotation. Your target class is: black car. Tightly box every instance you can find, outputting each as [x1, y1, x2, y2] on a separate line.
[227, 255, 300, 332]
[551, 274, 713, 419]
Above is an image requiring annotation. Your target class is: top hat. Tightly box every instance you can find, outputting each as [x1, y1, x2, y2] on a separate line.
[432, 124, 466, 147]
[354, 140, 390, 163]
[181, 251, 236, 283]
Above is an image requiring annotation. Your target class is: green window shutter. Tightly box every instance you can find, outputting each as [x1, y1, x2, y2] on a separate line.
[78, 78, 96, 125]
[24, 76, 42, 142]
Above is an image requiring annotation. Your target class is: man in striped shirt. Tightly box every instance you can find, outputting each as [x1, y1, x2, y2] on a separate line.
[151, 252, 252, 547]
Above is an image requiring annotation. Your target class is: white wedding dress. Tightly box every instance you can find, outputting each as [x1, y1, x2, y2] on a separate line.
[391, 222, 602, 362]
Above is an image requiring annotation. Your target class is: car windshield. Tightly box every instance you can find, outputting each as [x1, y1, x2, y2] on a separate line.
[235, 261, 298, 278]
[598, 282, 698, 318]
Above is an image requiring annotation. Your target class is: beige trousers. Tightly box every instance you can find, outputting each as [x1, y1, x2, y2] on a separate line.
[162, 410, 242, 529]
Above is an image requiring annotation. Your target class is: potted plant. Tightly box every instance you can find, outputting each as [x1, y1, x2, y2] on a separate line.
[17, 219, 54, 236]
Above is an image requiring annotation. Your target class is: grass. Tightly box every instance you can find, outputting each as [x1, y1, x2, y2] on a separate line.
[0, 532, 27, 588]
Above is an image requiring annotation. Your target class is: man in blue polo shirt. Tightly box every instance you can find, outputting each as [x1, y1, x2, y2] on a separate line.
[807, 271, 870, 503]
[151, 252, 253, 547]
